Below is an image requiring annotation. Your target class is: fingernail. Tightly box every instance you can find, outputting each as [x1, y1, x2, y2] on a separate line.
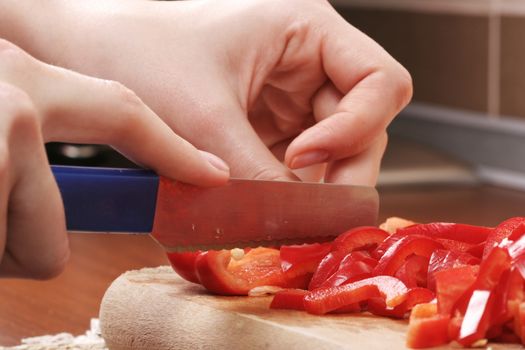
[199, 150, 230, 173]
[289, 150, 330, 169]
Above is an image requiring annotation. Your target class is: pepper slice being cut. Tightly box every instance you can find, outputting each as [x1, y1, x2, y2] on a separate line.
[195, 247, 310, 295]
[167, 251, 202, 284]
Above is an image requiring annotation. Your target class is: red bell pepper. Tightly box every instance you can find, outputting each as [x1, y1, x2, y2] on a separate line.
[280, 242, 332, 276]
[457, 290, 493, 346]
[484, 217, 525, 258]
[374, 235, 443, 276]
[394, 255, 429, 288]
[434, 265, 479, 315]
[406, 303, 450, 348]
[453, 246, 511, 317]
[427, 249, 480, 292]
[308, 250, 348, 290]
[316, 251, 377, 289]
[399, 223, 492, 244]
[473, 246, 511, 291]
[519, 302, 525, 344]
[375, 223, 491, 259]
[270, 289, 308, 311]
[368, 287, 435, 319]
[332, 226, 389, 253]
[304, 276, 408, 315]
[195, 247, 309, 295]
[167, 251, 202, 284]
[491, 268, 524, 326]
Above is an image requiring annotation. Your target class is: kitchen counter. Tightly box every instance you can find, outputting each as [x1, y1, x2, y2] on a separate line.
[1, 184, 525, 346]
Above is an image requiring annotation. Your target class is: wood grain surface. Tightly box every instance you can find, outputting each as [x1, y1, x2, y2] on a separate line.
[1, 184, 525, 347]
[99, 266, 519, 350]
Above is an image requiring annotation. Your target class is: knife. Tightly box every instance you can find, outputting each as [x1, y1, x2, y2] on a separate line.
[52, 165, 379, 252]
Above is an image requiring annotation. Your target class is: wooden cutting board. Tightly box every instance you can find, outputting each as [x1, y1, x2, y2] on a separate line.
[99, 266, 517, 350]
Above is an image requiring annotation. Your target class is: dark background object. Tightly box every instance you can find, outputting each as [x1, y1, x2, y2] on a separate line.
[46, 143, 136, 168]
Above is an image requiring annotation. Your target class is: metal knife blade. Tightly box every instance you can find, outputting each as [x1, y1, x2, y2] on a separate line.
[152, 177, 379, 252]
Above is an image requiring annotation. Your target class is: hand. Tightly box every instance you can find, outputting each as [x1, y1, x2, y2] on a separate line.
[34, 0, 412, 185]
[0, 40, 229, 279]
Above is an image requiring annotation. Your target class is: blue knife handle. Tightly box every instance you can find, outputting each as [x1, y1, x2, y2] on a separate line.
[51, 166, 159, 233]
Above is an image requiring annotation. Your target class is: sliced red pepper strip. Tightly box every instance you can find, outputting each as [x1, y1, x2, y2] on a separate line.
[368, 287, 435, 319]
[435, 239, 478, 256]
[195, 247, 309, 295]
[466, 242, 485, 259]
[474, 246, 512, 290]
[330, 303, 362, 314]
[399, 223, 492, 244]
[308, 250, 348, 290]
[519, 302, 525, 344]
[304, 276, 408, 315]
[374, 235, 443, 276]
[427, 249, 480, 292]
[280, 242, 332, 275]
[435, 265, 479, 315]
[394, 255, 429, 289]
[166, 251, 202, 284]
[483, 217, 525, 259]
[305, 284, 381, 315]
[491, 268, 524, 326]
[332, 226, 389, 253]
[270, 289, 307, 311]
[508, 234, 525, 280]
[453, 246, 511, 316]
[374, 222, 492, 258]
[316, 252, 377, 289]
[406, 303, 450, 349]
[457, 290, 493, 346]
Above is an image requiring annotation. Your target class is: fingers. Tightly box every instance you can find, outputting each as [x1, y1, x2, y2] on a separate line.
[284, 15, 412, 171]
[0, 39, 229, 187]
[325, 132, 388, 186]
[0, 83, 69, 279]
[42, 71, 230, 186]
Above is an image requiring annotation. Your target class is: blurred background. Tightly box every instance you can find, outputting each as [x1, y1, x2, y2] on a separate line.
[333, 0, 525, 189]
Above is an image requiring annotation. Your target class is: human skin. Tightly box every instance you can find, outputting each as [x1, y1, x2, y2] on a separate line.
[0, 40, 229, 279]
[0, 0, 412, 185]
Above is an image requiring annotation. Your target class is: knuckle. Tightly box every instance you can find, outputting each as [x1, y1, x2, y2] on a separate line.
[395, 65, 414, 108]
[104, 80, 146, 135]
[102, 80, 146, 137]
[0, 84, 39, 136]
[384, 63, 413, 111]
[107, 80, 144, 109]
